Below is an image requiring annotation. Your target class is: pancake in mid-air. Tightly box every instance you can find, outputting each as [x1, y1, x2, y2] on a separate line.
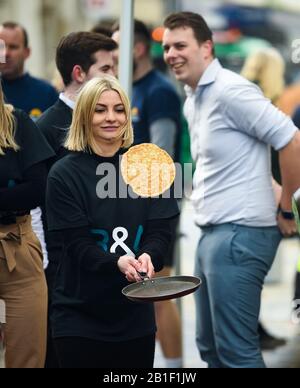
[121, 143, 176, 197]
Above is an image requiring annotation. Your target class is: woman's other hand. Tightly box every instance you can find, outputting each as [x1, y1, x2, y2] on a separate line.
[118, 255, 141, 282]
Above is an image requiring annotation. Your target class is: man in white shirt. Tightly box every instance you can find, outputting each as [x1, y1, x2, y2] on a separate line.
[163, 11, 300, 368]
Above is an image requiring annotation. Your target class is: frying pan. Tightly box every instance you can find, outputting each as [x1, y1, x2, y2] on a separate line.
[122, 275, 201, 303]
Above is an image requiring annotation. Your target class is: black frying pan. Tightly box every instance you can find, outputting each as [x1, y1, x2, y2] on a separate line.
[122, 275, 201, 303]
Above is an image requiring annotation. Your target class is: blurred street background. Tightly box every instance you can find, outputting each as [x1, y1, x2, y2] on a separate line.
[2, 0, 300, 83]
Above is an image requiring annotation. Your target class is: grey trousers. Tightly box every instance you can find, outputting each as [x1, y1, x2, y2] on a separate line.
[195, 223, 281, 368]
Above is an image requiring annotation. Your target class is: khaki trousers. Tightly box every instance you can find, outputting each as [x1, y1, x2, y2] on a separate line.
[0, 216, 47, 368]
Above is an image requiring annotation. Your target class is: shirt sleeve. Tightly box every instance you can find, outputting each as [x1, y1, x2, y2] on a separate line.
[0, 162, 47, 211]
[37, 116, 57, 151]
[136, 217, 178, 272]
[148, 193, 180, 221]
[221, 83, 298, 151]
[150, 118, 177, 158]
[15, 110, 55, 172]
[62, 226, 120, 274]
[146, 87, 181, 127]
[292, 107, 300, 129]
[48, 86, 59, 106]
[46, 173, 89, 231]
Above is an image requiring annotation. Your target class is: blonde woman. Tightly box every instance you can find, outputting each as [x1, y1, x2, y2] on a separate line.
[241, 48, 285, 103]
[0, 83, 54, 368]
[46, 76, 179, 368]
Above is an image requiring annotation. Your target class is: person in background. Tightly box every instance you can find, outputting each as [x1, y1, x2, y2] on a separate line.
[91, 23, 113, 37]
[241, 47, 288, 351]
[38, 32, 116, 164]
[277, 83, 300, 117]
[292, 104, 300, 307]
[0, 21, 58, 120]
[0, 82, 54, 368]
[0, 20, 59, 282]
[37, 31, 117, 368]
[243, 50, 300, 332]
[282, 75, 300, 319]
[112, 20, 183, 368]
[163, 11, 300, 368]
[46, 75, 179, 368]
[51, 69, 64, 94]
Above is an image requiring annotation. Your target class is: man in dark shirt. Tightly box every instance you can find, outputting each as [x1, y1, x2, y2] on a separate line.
[36, 31, 117, 368]
[112, 20, 181, 161]
[0, 21, 58, 120]
[112, 20, 183, 369]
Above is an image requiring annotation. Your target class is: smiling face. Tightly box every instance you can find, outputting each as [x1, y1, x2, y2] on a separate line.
[163, 26, 213, 90]
[92, 89, 126, 147]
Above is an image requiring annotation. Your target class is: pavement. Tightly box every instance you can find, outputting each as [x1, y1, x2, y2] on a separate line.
[1, 199, 300, 368]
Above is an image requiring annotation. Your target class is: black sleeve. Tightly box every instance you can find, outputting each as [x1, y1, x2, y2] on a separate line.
[147, 87, 181, 126]
[0, 162, 47, 211]
[292, 107, 300, 129]
[148, 189, 180, 221]
[136, 216, 178, 272]
[47, 174, 89, 231]
[271, 148, 281, 185]
[15, 109, 54, 172]
[62, 226, 121, 274]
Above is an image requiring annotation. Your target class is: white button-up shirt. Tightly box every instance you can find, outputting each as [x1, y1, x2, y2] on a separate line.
[184, 59, 297, 227]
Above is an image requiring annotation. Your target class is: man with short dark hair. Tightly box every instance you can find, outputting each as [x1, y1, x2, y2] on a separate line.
[163, 11, 300, 368]
[113, 20, 181, 160]
[36, 31, 117, 368]
[0, 21, 58, 119]
[39, 31, 117, 163]
[112, 20, 183, 369]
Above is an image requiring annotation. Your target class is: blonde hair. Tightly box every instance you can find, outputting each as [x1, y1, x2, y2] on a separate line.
[241, 48, 285, 103]
[0, 85, 18, 155]
[65, 76, 134, 152]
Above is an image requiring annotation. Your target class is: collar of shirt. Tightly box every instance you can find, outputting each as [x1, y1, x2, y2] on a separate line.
[1, 72, 30, 84]
[184, 58, 222, 97]
[59, 93, 75, 110]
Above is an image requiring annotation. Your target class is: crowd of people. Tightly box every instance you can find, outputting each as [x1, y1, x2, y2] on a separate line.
[0, 10, 300, 369]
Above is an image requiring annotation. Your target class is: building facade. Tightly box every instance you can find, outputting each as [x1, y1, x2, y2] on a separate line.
[0, 0, 171, 80]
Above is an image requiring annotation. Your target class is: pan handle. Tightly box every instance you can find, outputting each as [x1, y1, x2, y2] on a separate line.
[138, 271, 150, 281]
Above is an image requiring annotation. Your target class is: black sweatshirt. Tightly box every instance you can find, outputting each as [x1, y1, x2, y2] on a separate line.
[47, 150, 179, 342]
[0, 109, 54, 213]
[62, 218, 175, 275]
[0, 162, 47, 211]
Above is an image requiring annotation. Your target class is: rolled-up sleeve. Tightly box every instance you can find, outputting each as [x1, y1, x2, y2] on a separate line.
[221, 83, 298, 151]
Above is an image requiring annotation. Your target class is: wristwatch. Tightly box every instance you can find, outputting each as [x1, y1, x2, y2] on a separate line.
[277, 205, 295, 220]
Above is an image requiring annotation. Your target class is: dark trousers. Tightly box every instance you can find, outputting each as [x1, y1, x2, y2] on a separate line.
[295, 272, 300, 301]
[44, 261, 60, 369]
[54, 334, 156, 368]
